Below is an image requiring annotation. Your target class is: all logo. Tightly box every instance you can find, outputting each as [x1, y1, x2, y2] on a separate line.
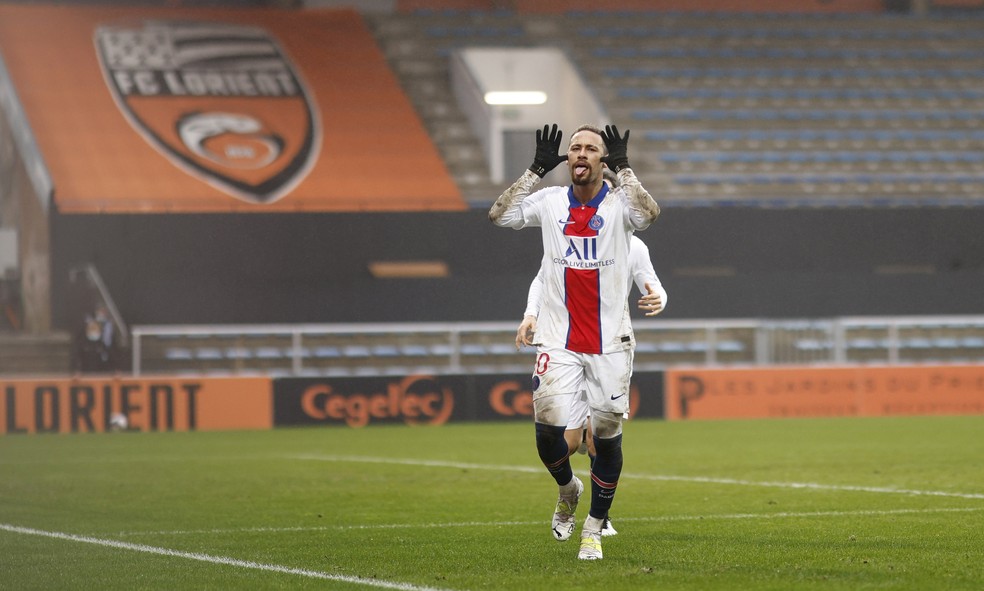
[565, 237, 598, 260]
[94, 19, 321, 204]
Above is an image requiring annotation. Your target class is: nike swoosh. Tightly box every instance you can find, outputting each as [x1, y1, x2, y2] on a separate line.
[558, 219, 576, 225]
[610, 393, 626, 400]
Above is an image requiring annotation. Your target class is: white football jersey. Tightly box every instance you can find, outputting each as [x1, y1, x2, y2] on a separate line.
[498, 175, 653, 354]
[526, 235, 667, 319]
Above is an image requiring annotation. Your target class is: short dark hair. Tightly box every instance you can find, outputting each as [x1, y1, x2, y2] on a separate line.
[570, 124, 607, 154]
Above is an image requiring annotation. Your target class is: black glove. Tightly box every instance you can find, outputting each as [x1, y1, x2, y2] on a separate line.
[601, 124, 631, 173]
[529, 124, 567, 177]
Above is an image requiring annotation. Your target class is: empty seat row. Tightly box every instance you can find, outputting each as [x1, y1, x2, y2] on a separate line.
[643, 129, 984, 143]
[576, 25, 984, 41]
[424, 25, 524, 38]
[661, 151, 984, 165]
[603, 66, 984, 80]
[671, 172, 984, 185]
[592, 46, 980, 60]
[631, 109, 984, 122]
[618, 87, 984, 101]
[635, 340, 747, 354]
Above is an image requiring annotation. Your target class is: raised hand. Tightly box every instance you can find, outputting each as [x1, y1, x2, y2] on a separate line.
[601, 124, 631, 173]
[529, 124, 567, 177]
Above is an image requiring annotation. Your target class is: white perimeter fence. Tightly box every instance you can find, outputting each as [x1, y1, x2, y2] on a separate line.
[130, 316, 984, 377]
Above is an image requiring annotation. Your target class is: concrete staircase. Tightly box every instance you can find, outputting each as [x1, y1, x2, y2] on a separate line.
[0, 332, 73, 375]
[366, 12, 517, 207]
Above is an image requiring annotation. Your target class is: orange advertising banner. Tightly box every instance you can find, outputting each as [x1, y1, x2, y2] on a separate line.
[665, 365, 984, 420]
[0, 5, 464, 213]
[1, 376, 272, 434]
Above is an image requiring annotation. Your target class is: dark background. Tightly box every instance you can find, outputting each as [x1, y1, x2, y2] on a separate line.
[50, 206, 984, 327]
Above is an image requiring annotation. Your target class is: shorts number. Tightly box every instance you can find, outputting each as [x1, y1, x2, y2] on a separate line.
[535, 352, 550, 375]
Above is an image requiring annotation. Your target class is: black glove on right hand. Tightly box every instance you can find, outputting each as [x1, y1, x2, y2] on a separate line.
[601, 124, 631, 173]
[529, 124, 567, 177]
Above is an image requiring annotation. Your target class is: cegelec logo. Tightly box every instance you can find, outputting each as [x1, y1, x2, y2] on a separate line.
[487, 380, 534, 416]
[299, 375, 454, 428]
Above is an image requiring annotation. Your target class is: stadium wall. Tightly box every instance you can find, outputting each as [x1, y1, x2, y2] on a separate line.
[49, 207, 984, 329]
[4, 365, 983, 434]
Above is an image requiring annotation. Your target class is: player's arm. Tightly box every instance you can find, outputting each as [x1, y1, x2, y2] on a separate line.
[601, 125, 660, 230]
[489, 124, 567, 227]
[516, 267, 545, 348]
[638, 282, 667, 317]
[489, 171, 540, 228]
[631, 239, 667, 316]
[516, 315, 537, 349]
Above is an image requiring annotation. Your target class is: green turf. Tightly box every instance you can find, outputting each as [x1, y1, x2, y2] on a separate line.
[2, 415, 983, 590]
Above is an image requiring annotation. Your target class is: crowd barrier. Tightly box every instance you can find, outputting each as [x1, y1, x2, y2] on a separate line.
[4, 364, 984, 434]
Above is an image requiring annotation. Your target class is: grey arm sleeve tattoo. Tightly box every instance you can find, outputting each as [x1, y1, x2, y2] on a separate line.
[617, 168, 660, 228]
[489, 170, 541, 226]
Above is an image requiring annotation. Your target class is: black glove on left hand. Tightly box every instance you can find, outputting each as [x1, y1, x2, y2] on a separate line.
[601, 124, 631, 173]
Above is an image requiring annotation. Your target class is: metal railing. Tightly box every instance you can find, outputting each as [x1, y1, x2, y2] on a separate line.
[130, 315, 984, 377]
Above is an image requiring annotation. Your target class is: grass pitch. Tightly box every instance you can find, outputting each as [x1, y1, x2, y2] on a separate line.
[2, 415, 983, 590]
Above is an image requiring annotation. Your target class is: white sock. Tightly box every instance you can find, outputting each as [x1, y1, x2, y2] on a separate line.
[559, 476, 579, 496]
[583, 515, 604, 534]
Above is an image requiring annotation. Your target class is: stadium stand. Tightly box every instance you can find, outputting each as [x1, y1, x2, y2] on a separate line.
[366, 8, 984, 206]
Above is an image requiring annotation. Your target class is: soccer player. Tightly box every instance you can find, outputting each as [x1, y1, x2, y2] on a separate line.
[517, 232, 668, 539]
[490, 123, 660, 560]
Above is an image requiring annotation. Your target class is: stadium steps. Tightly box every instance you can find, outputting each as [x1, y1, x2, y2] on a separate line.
[366, 12, 514, 206]
[0, 331, 73, 375]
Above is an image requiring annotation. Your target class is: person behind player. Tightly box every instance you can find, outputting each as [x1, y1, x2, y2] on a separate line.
[490, 123, 660, 560]
[517, 232, 668, 538]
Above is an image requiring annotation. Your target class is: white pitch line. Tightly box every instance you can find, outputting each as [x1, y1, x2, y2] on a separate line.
[626, 473, 984, 500]
[0, 523, 455, 591]
[292, 454, 984, 500]
[113, 506, 984, 538]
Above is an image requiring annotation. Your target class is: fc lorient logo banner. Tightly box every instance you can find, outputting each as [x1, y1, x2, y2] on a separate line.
[94, 20, 320, 204]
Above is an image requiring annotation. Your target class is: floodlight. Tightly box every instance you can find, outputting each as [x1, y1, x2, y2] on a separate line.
[483, 91, 547, 105]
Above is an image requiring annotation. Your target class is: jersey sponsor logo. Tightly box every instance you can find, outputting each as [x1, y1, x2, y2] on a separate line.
[565, 237, 598, 261]
[94, 19, 320, 204]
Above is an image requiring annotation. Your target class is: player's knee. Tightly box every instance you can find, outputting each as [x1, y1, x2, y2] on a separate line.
[533, 394, 570, 427]
[593, 432, 622, 458]
[590, 410, 623, 439]
[591, 433, 623, 490]
[564, 429, 583, 455]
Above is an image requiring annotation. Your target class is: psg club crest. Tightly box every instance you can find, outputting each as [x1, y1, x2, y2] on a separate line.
[588, 214, 605, 231]
[94, 20, 321, 204]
